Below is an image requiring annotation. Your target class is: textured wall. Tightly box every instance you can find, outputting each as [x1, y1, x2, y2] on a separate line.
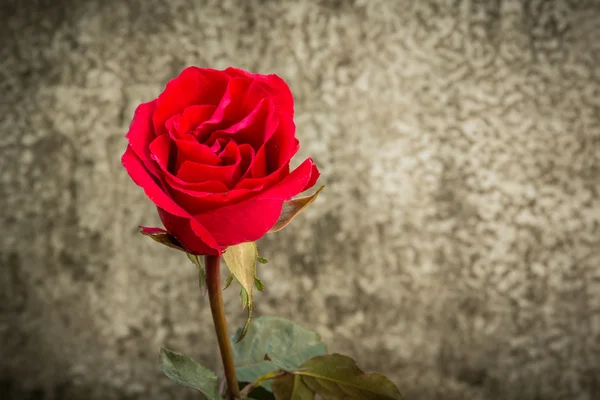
[1, 0, 599, 399]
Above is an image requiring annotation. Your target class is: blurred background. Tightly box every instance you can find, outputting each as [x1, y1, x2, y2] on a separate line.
[1, 0, 599, 399]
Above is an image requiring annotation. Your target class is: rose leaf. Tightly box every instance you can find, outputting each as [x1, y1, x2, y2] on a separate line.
[271, 374, 315, 400]
[232, 317, 327, 392]
[159, 348, 223, 400]
[295, 354, 404, 400]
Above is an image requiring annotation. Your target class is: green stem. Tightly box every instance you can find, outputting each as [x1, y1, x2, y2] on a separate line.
[205, 255, 240, 399]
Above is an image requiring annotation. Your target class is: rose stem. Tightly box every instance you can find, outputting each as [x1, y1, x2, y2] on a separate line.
[205, 254, 241, 399]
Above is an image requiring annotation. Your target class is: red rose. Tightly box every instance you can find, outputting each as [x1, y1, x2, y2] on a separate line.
[122, 67, 319, 255]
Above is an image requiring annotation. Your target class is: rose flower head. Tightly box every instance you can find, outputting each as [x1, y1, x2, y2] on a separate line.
[122, 67, 319, 255]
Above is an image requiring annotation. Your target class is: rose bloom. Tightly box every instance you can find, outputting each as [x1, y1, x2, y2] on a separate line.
[122, 67, 319, 255]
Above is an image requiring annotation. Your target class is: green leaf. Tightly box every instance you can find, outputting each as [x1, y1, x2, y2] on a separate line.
[158, 348, 223, 400]
[224, 273, 234, 290]
[187, 253, 207, 297]
[269, 186, 324, 233]
[223, 242, 260, 342]
[232, 317, 327, 392]
[254, 276, 265, 292]
[295, 354, 403, 400]
[257, 256, 269, 264]
[267, 340, 327, 372]
[237, 361, 281, 388]
[271, 374, 315, 400]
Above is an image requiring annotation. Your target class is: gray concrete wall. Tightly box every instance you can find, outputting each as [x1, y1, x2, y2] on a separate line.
[1, 0, 599, 399]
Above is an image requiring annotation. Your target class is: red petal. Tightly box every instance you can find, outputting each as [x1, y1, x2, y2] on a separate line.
[303, 163, 321, 191]
[264, 158, 317, 200]
[177, 104, 217, 134]
[148, 134, 173, 173]
[126, 100, 158, 161]
[193, 158, 316, 247]
[206, 98, 279, 150]
[259, 74, 295, 117]
[196, 77, 251, 140]
[265, 116, 298, 172]
[165, 177, 229, 194]
[218, 139, 241, 166]
[237, 144, 255, 178]
[174, 139, 220, 170]
[177, 161, 240, 187]
[168, 184, 255, 215]
[158, 208, 220, 255]
[234, 161, 289, 191]
[224, 68, 294, 117]
[249, 145, 268, 178]
[153, 67, 230, 135]
[223, 67, 251, 79]
[174, 139, 242, 186]
[121, 146, 189, 218]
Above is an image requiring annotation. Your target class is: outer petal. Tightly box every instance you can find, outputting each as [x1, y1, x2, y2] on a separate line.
[121, 146, 188, 218]
[193, 158, 317, 247]
[158, 209, 220, 255]
[153, 67, 230, 135]
[265, 116, 298, 172]
[303, 163, 320, 191]
[126, 100, 158, 161]
[122, 147, 225, 254]
[224, 67, 294, 117]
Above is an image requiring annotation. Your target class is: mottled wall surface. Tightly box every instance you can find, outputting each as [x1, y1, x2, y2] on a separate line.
[1, 0, 599, 399]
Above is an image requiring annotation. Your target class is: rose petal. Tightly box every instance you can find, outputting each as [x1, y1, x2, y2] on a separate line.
[237, 143, 255, 178]
[165, 177, 229, 194]
[126, 100, 158, 161]
[234, 160, 289, 191]
[153, 67, 230, 135]
[205, 98, 279, 151]
[196, 77, 251, 141]
[168, 184, 255, 215]
[144, 135, 231, 195]
[218, 139, 241, 166]
[249, 145, 268, 178]
[303, 163, 321, 191]
[225, 68, 294, 117]
[177, 161, 240, 187]
[261, 74, 295, 117]
[174, 139, 242, 186]
[121, 146, 188, 219]
[148, 134, 181, 175]
[174, 139, 220, 170]
[265, 116, 299, 172]
[264, 158, 317, 200]
[157, 208, 220, 255]
[193, 158, 317, 247]
[223, 67, 251, 79]
[240, 80, 272, 114]
[177, 104, 217, 134]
